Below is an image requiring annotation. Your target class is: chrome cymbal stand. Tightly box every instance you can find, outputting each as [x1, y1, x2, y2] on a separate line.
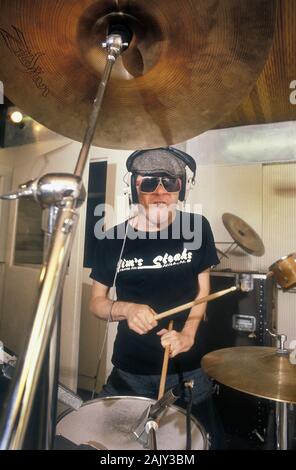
[266, 329, 289, 450]
[0, 26, 131, 449]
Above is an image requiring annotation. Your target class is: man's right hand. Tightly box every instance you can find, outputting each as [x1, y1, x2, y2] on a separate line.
[125, 303, 158, 335]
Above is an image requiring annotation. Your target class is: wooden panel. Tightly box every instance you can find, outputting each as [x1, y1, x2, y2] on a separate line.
[216, 0, 296, 128]
[260, 162, 296, 270]
[260, 163, 296, 344]
[277, 289, 296, 346]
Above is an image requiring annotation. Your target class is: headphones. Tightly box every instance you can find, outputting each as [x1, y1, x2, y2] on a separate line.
[126, 147, 197, 203]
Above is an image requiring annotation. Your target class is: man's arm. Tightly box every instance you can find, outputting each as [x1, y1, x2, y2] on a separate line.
[89, 280, 157, 335]
[157, 268, 210, 357]
[182, 268, 210, 340]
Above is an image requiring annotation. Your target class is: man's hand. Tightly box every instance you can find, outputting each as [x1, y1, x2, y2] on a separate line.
[157, 329, 194, 358]
[126, 303, 158, 335]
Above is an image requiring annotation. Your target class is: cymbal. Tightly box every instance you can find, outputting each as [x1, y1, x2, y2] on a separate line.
[222, 212, 265, 256]
[0, 1, 277, 150]
[201, 346, 296, 404]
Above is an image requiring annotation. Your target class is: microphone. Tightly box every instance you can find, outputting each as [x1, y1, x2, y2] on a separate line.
[132, 382, 186, 447]
[149, 383, 183, 419]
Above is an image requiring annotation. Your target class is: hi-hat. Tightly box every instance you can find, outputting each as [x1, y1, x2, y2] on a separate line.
[222, 212, 265, 256]
[0, 0, 277, 149]
[201, 346, 296, 404]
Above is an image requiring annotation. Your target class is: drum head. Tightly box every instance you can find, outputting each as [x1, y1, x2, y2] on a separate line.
[56, 396, 207, 450]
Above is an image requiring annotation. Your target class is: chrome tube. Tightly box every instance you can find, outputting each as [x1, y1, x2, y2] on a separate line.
[43, 206, 60, 450]
[0, 31, 129, 450]
[74, 33, 128, 178]
[0, 200, 78, 449]
[275, 401, 288, 450]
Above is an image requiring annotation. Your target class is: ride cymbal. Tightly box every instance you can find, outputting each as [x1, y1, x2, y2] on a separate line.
[201, 346, 296, 404]
[222, 212, 265, 256]
[0, 0, 277, 149]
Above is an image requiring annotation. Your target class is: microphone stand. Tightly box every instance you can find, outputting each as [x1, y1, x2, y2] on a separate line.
[0, 27, 131, 449]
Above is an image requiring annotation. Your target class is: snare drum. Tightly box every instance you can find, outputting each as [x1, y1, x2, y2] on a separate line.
[56, 396, 208, 450]
[269, 253, 296, 289]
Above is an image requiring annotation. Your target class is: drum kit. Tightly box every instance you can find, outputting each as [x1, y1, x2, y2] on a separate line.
[0, 0, 295, 451]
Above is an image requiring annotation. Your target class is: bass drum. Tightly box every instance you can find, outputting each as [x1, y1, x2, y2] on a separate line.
[56, 396, 208, 450]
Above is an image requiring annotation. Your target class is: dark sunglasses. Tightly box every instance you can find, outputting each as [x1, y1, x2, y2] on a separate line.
[138, 176, 181, 193]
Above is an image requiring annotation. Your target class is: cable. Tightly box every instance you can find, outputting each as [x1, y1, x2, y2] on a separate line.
[185, 382, 194, 450]
[91, 208, 137, 398]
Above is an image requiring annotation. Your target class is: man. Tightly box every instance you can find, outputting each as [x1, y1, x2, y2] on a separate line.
[89, 147, 223, 448]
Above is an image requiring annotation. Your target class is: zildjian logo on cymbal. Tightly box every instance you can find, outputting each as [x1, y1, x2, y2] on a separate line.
[0, 25, 49, 97]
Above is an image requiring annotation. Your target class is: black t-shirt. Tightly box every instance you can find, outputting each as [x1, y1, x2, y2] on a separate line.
[90, 211, 219, 374]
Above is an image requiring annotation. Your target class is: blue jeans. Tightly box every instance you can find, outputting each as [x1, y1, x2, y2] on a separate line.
[97, 367, 225, 449]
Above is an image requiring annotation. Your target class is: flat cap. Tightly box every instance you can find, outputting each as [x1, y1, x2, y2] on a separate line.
[127, 148, 186, 177]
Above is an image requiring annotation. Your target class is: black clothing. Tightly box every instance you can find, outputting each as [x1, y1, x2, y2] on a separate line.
[90, 211, 219, 375]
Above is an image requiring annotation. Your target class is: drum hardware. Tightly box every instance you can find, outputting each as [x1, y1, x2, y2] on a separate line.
[132, 381, 182, 448]
[218, 213, 265, 258]
[201, 341, 296, 450]
[57, 384, 83, 412]
[0, 27, 130, 450]
[0, 350, 84, 412]
[266, 329, 289, 355]
[145, 420, 158, 451]
[216, 247, 229, 259]
[237, 273, 254, 292]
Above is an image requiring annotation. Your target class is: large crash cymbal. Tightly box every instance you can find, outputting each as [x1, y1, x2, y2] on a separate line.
[222, 212, 265, 256]
[201, 346, 296, 404]
[0, 0, 277, 150]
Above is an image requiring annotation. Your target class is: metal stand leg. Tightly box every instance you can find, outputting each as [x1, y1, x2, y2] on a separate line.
[0, 28, 131, 450]
[275, 402, 287, 450]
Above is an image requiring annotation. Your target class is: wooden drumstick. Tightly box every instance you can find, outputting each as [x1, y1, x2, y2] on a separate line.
[158, 320, 173, 400]
[154, 285, 238, 322]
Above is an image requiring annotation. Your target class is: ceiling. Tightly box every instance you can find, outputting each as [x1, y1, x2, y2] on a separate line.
[215, 0, 296, 129]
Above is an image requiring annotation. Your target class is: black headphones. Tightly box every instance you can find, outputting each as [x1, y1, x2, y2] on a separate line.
[126, 147, 197, 203]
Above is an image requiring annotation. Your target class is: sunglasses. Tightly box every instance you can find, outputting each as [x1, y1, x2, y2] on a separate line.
[138, 176, 181, 193]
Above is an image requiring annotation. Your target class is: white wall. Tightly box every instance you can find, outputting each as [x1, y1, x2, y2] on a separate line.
[187, 134, 296, 347]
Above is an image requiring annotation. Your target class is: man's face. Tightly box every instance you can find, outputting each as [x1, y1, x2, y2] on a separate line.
[135, 174, 180, 227]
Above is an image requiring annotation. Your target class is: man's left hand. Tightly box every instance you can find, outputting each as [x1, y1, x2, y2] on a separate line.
[157, 329, 194, 358]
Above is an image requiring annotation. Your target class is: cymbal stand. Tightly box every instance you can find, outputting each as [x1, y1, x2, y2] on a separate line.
[275, 402, 288, 450]
[266, 329, 289, 450]
[0, 27, 131, 449]
[215, 241, 238, 260]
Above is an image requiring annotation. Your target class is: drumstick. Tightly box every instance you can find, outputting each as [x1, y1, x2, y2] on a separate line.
[154, 285, 238, 322]
[158, 320, 173, 400]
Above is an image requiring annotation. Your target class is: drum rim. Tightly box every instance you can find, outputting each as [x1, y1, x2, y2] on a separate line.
[269, 252, 296, 270]
[56, 395, 209, 450]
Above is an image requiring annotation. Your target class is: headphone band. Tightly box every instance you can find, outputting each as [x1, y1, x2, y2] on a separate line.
[126, 147, 197, 203]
